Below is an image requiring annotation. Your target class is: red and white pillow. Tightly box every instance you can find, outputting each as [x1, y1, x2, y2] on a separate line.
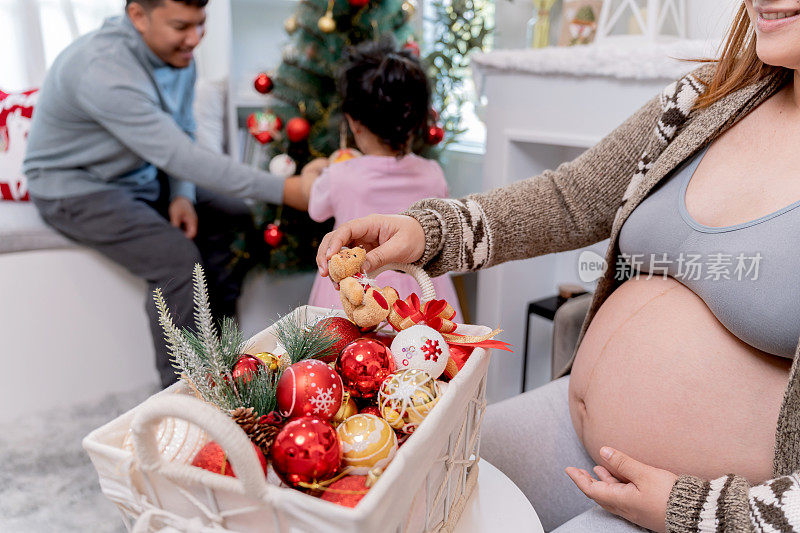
[0, 89, 38, 202]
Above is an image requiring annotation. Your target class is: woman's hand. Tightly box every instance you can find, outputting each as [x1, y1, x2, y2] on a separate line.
[565, 447, 678, 533]
[316, 214, 426, 277]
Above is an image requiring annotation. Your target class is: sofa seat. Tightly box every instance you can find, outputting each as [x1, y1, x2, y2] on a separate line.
[0, 201, 74, 254]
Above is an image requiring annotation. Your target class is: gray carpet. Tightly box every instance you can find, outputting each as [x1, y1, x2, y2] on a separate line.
[0, 385, 158, 532]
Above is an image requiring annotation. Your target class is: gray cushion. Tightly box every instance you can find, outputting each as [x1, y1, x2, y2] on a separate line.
[0, 202, 75, 254]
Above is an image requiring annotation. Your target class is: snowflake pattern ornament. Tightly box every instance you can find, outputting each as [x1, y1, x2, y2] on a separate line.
[378, 369, 440, 434]
[276, 359, 343, 420]
[390, 325, 450, 379]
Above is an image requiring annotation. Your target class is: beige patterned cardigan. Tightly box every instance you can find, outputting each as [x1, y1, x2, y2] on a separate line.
[404, 63, 800, 532]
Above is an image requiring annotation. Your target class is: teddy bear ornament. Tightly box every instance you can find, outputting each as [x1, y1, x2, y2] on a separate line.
[327, 247, 400, 329]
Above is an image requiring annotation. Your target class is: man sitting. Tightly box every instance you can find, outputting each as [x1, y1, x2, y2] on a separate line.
[24, 0, 309, 387]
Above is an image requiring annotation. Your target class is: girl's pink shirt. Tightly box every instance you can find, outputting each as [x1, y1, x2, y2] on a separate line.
[307, 153, 463, 321]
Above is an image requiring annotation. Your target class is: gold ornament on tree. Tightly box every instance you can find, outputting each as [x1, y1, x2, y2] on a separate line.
[284, 15, 299, 34]
[254, 351, 291, 372]
[401, 0, 416, 18]
[318, 0, 336, 33]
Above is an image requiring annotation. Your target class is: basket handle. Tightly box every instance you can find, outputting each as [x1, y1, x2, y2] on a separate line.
[367, 262, 436, 303]
[130, 394, 270, 500]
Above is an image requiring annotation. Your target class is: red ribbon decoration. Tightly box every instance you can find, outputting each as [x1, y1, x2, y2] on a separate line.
[389, 294, 513, 354]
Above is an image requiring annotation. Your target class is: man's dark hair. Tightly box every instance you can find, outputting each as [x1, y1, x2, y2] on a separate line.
[126, 0, 209, 8]
[338, 35, 431, 154]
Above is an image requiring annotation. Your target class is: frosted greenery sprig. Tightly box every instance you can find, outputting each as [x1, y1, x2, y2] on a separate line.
[273, 307, 338, 364]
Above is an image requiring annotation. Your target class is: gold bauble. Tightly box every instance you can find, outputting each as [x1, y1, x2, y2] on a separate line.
[401, 1, 416, 17]
[378, 369, 439, 434]
[284, 15, 298, 34]
[336, 414, 398, 475]
[254, 351, 291, 372]
[318, 13, 336, 33]
[333, 393, 358, 425]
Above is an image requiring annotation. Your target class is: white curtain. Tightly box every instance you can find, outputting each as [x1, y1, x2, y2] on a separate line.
[0, 0, 122, 91]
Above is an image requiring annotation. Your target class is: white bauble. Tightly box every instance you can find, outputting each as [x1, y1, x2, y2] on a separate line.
[268, 154, 297, 178]
[390, 324, 450, 379]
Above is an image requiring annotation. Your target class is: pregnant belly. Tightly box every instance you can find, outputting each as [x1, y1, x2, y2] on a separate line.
[569, 276, 791, 483]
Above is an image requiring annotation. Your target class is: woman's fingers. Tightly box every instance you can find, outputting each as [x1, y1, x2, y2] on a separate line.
[315, 214, 426, 276]
[594, 465, 621, 483]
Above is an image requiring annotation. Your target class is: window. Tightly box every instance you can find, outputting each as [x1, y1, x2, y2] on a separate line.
[0, 0, 121, 91]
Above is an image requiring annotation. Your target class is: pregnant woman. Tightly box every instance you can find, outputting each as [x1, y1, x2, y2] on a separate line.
[317, 1, 800, 531]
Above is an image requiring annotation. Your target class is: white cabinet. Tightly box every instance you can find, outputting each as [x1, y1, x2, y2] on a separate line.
[473, 40, 713, 404]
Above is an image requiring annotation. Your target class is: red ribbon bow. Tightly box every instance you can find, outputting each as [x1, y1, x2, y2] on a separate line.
[389, 294, 458, 333]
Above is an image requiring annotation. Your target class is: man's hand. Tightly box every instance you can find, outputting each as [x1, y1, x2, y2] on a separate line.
[565, 447, 678, 533]
[169, 196, 198, 239]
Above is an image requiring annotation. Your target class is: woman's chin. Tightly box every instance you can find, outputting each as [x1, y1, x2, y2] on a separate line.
[756, 45, 800, 70]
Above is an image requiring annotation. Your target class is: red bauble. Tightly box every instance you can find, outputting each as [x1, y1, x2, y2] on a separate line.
[316, 317, 361, 363]
[276, 359, 344, 420]
[271, 416, 341, 487]
[336, 339, 395, 399]
[253, 72, 273, 94]
[247, 111, 282, 144]
[286, 117, 311, 143]
[264, 223, 284, 247]
[403, 40, 421, 57]
[348, 0, 370, 6]
[321, 475, 369, 507]
[232, 354, 262, 383]
[426, 125, 444, 145]
[191, 441, 268, 477]
[359, 405, 381, 417]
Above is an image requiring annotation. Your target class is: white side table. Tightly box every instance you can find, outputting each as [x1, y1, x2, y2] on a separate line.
[454, 459, 544, 533]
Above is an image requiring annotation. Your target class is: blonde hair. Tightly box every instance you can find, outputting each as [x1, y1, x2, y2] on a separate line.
[683, 2, 787, 111]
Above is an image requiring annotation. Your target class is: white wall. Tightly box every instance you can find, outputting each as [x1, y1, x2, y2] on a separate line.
[493, 0, 740, 50]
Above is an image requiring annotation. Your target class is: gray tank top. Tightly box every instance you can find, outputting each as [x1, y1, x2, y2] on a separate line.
[618, 144, 800, 357]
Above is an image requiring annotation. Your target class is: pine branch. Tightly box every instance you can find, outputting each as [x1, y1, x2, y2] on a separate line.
[273, 308, 338, 363]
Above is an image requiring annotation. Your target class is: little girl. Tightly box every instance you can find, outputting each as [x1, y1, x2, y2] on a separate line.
[305, 38, 463, 322]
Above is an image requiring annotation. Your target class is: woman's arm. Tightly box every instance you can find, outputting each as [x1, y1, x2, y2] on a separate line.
[666, 472, 800, 532]
[402, 90, 664, 277]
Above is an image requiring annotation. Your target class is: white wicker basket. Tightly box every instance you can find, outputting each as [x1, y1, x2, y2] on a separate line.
[83, 265, 492, 533]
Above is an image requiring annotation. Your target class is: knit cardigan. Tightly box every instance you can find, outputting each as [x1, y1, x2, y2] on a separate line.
[403, 62, 800, 532]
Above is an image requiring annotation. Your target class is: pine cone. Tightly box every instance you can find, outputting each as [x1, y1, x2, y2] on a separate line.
[251, 423, 281, 457]
[230, 406, 258, 435]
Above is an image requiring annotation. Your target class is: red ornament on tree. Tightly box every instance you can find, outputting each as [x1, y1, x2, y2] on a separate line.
[232, 354, 263, 383]
[271, 416, 341, 487]
[264, 223, 284, 247]
[247, 111, 282, 144]
[426, 124, 444, 145]
[316, 317, 361, 363]
[253, 72, 274, 94]
[191, 441, 268, 477]
[321, 475, 370, 507]
[348, 0, 370, 7]
[286, 117, 311, 142]
[403, 40, 421, 57]
[276, 359, 344, 420]
[336, 339, 395, 399]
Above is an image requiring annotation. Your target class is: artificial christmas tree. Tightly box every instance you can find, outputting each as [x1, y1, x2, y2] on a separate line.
[236, 0, 491, 274]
